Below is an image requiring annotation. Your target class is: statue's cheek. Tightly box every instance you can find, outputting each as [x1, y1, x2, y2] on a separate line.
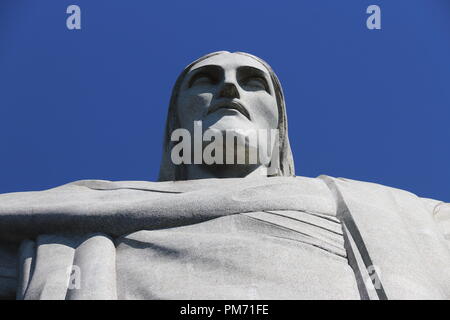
[245, 93, 278, 128]
[178, 92, 213, 119]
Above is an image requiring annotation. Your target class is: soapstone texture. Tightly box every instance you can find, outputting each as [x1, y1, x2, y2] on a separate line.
[0, 52, 448, 300]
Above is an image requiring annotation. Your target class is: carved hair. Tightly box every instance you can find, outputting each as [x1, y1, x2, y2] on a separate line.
[158, 51, 295, 181]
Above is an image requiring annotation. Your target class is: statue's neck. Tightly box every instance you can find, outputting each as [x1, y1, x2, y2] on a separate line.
[184, 164, 268, 180]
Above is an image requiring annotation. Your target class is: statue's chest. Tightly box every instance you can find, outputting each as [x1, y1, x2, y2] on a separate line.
[116, 210, 360, 299]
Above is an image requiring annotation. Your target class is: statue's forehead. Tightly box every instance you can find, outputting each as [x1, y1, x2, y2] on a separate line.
[191, 52, 270, 74]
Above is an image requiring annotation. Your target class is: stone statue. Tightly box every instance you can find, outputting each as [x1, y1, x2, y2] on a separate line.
[0, 51, 449, 300]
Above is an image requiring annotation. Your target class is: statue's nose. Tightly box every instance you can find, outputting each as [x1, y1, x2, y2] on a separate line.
[218, 82, 240, 99]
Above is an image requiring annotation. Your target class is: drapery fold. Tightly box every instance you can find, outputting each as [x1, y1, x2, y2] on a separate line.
[0, 176, 448, 299]
[18, 234, 117, 300]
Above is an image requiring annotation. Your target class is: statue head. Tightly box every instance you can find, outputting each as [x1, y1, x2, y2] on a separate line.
[158, 51, 295, 181]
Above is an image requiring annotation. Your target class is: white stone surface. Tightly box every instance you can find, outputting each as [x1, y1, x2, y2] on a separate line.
[0, 176, 448, 299]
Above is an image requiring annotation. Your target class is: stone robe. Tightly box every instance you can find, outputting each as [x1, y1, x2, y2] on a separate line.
[0, 176, 448, 300]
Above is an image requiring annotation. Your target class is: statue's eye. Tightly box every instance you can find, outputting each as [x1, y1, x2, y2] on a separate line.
[241, 77, 268, 92]
[189, 73, 216, 88]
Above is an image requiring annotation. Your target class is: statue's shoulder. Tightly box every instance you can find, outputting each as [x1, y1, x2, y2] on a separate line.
[319, 175, 413, 195]
[319, 175, 450, 299]
[319, 174, 448, 216]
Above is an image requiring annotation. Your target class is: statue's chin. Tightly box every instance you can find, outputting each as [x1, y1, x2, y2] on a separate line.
[204, 112, 253, 133]
[202, 128, 259, 153]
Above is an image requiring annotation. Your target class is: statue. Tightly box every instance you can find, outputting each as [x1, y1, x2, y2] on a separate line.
[0, 51, 449, 300]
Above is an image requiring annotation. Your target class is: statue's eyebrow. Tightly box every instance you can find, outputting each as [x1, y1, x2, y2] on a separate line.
[237, 65, 270, 78]
[187, 65, 223, 86]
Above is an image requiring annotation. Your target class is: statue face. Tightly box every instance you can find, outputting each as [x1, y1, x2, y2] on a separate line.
[176, 52, 279, 137]
[159, 51, 294, 181]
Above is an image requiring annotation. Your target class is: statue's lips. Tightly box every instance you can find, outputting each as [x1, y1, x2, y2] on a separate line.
[207, 100, 251, 120]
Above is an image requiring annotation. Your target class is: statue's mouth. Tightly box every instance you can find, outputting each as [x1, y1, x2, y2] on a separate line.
[207, 100, 251, 120]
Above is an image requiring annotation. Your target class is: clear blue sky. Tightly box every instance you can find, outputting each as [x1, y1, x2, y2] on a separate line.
[0, 0, 449, 201]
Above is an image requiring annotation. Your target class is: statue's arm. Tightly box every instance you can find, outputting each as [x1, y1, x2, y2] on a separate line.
[0, 177, 310, 243]
[0, 243, 18, 299]
[433, 201, 450, 246]
[0, 183, 159, 243]
[0, 182, 222, 243]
